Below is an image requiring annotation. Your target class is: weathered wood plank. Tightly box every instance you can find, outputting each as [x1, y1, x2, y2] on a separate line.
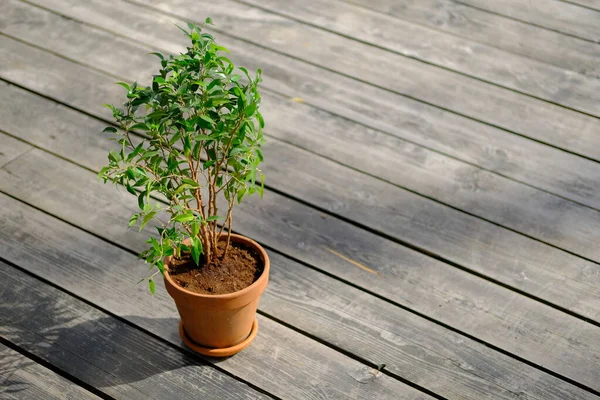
[6, 1, 600, 215]
[3, 3, 600, 390]
[457, 0, 600, 42]
[4, 83, 600, 330]
[1, 157, 590, 399]
[18, 0, 600, 163]
[2, 18, 600, 321]
[0, 262, 270, 400]
[565, 0, 600, 11]
[0, 196, 431, 400]
[2, 137, 596, 399]
[0, 133, 31, 168]
[8, 1, 600, 263]
[0, 0, 592, 214]
[0, 343, 101, 400]
[240, 0, 600, 117]
[3, 137, 600, 393]
[342, 0, 600, 77]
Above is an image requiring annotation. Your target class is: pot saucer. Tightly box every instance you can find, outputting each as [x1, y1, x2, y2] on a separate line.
[179, 317, 259, 357]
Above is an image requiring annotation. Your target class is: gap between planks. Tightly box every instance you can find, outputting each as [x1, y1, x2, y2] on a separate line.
[1, 169, 597, 400]
[3, 132, 600, 396]
[231, 0, 600, 119]
[3, 32, 600, 324]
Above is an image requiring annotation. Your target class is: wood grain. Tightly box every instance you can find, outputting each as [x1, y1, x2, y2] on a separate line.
[2, 13, 600, 320]
[239, 0, 600, 117]
[1, 132, 596, 399]
[0, 262, 269, 400]
[457, 0, 600, 42]
[2, 1, 600, 393]
[563, 0, 600, 11]
[341, 0, 600, 77]
[6, 1, 600, 254]
[2, 136, 600, 393]
[0, 133, 31, 168]
[16, 0, 600, 163]
[132, 0, 600, 156]
[0, 197, 430, 400]
[0, 343, 100, 400]
[0, 0, 591, 209]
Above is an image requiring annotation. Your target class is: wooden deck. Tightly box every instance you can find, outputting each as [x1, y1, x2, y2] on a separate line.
[1, 0, 600, 398]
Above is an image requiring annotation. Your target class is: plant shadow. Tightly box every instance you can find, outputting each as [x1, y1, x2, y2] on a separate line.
[0, 298, 221, 391]
[0, 346, 35, 397]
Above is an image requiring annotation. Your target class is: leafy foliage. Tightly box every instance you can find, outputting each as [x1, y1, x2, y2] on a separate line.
[99, 20, 265, 292]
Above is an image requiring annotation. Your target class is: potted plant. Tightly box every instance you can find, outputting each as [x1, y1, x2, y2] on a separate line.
[99, 20, 268, 357]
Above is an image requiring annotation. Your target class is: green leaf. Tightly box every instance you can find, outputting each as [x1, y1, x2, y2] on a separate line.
[199, 115, 215, 125]
[173, 213, 195, 223]
[205, 17, 213, 25]
[245, 103, 257, 117]
[103, 126, 117, 133]
[182, 178, 200, 188]
[139, 211, 157, 232]
[206, 215, 221, 222]
[137, 191, 146, 210]
[190, 237, 203, 266]
[108, 151, 120, 163]
[153, 76, 166, 84]
[128, 214, 139, 227]
[140, 151, 159, 160]
[148, 52, 164, 60]
[256, 112, 265, 129]
[239, 67, 250, 79]
[175, 24, 190, 37]
[237, 186, 246, 203]
[157, 260, 165, 275]
[194, 134, 212, 141]
[127, 142, 145, 161]
[116, 82, 130, 90]
[149, 279, 156, 295]
[191, 221, 200, 236]
[149, 237, 161, 252]
[173, 183, 192, 195]
[126, 183, 137, 195]
[183, 135, 192, 157]
[130, 123, 149, 131]
[260, 173, 265, 198]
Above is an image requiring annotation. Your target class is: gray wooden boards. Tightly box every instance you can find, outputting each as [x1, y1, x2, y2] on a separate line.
[456, 0, 600, 42]
[3, 0, 598, 212]
[341, 0, 600, 78]
[7, 0, 600, 268]
[239, 0, 600, 118]
[0, 197, 430, 400]
[0, 343, 101, 400]
[2, 7, 600, 324]
[2, 0, 600, 395]
[2, 94, 600, 396]
[566, 0, 600, 11]
[0, 262, 269, 400]
[1, 150, 597, 400]
[2, 14, 600, 378]
[14, 0, 600, 163]
[0, 134, 31, 168]
[129, 0, 600, 159]
[2, 127, 598, 399]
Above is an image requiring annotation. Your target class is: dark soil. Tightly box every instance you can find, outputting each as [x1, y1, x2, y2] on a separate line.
[168, 241, 263, 295]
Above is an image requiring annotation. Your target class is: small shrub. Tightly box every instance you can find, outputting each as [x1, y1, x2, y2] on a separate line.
[99, 20, 265, 292]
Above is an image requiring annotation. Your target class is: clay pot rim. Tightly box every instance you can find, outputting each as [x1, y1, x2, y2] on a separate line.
[163, 233, 270, 300]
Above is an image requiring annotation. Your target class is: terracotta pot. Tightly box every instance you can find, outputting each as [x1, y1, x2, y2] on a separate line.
[163, 233, 269, 357]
